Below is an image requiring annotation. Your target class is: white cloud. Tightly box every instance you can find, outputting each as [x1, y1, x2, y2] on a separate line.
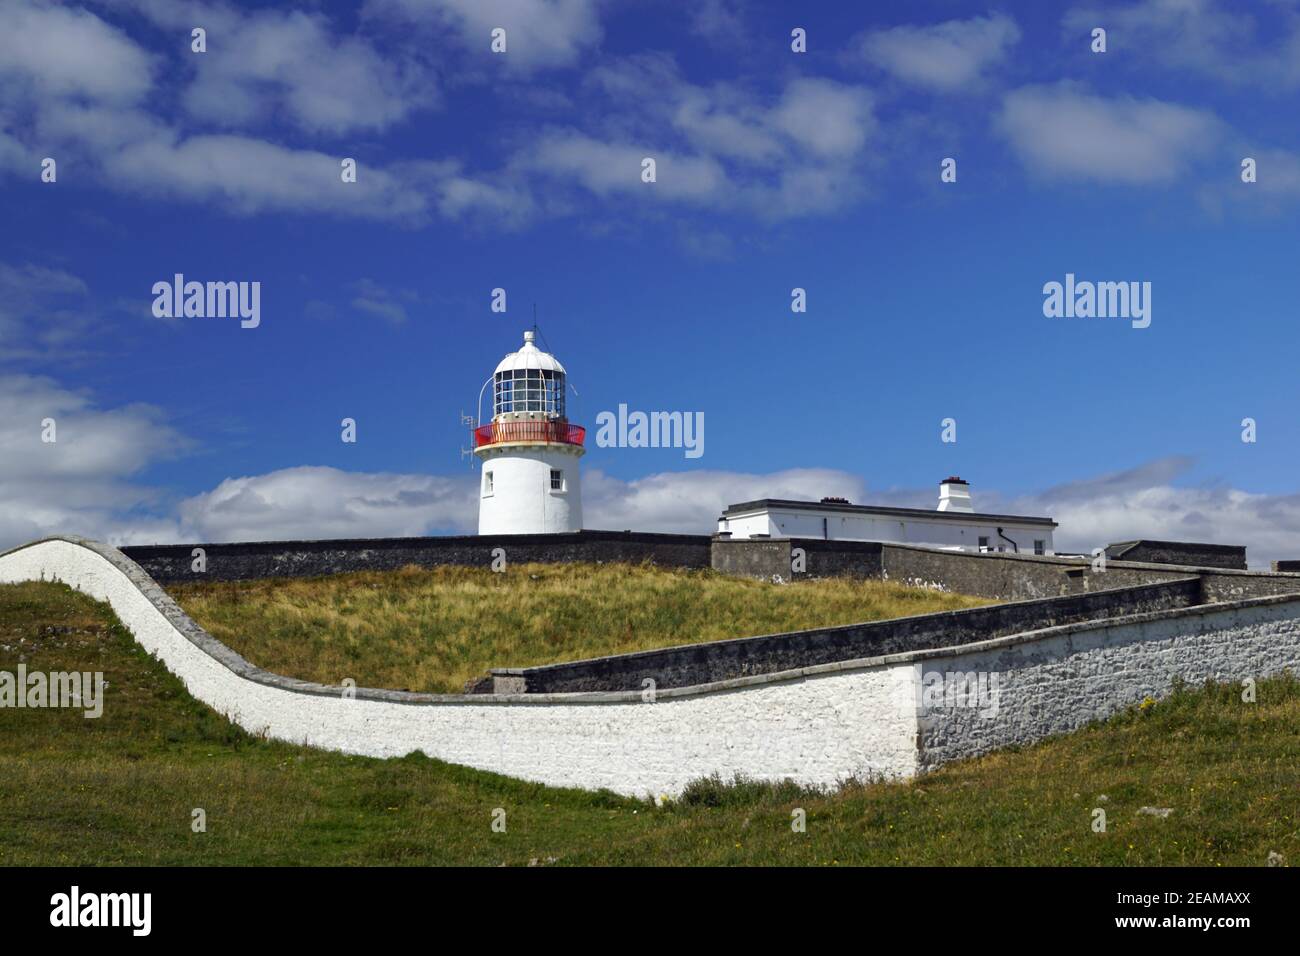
[368, 0, 604, 69]
[1197, 146, 1300, 214]
[996, 83, 1223, 183]
[1246, 149, 1300, 196]
[670, 91, 784, 164]
[0, 128, 33, 174]
[689, 0, 745, 45]
[100, 1, 431, 133]
[0, 262, 98, 362]
[100, 135, 504, 222]
[0, 2, 519, 227]
[589, 58, 876, 164]
[1002, 458, 1300, 569]
[433, 168, 537, 224]
[0, 2, 882, 228]
[523, 63, 878, 220]
[179, 8, 431, 134]
[525, 132, 727, 201]
[33, 99, 168, 153]
[177, 466, 477, 542]
[583, 467, 867, 533]
[855, 13, 1021, 91]
[769, 79, 876, 158]
[103, 134, 420, 218]
[0, 375, 187, 550]
[348, 278, 420, 324]
[1062, 0, 1300, 89]
[0, 0, 155, 103]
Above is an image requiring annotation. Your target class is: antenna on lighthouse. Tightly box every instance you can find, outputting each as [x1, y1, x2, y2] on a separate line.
[531, 308, 556, 359]
[459, 410, 477, 466]
[531, 306, 549, 355]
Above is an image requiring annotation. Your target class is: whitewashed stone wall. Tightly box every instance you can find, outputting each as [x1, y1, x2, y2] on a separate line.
[914, 598, 1300, 769]
[0, 537, 919, 797]
[4, 537, 1299, 796]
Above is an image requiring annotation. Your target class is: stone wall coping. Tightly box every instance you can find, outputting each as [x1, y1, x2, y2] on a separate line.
[6, 535, 1300, 710]
[119, 528, 712, 555]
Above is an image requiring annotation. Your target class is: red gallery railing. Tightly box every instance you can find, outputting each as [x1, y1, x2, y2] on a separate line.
[474, 421, 586, 448]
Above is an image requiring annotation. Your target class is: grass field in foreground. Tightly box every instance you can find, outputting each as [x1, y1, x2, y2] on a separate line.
[167, 563, 989, 693]
[1, 581, 1297, 866]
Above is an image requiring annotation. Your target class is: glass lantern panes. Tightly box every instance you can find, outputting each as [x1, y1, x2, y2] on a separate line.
[494, 367, 565, 417]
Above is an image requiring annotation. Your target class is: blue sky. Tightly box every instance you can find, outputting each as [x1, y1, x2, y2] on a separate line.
[2, 0, 1299, 565]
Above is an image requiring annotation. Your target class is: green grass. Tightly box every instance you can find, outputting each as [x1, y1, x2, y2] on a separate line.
[1, 580, 1297, 866]
[166, 563, 989, 693]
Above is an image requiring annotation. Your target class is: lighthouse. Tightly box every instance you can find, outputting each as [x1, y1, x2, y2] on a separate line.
[473, 330, 585, 534]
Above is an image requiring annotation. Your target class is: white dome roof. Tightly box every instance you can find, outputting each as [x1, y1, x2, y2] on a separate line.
[494, 330, 566, 375]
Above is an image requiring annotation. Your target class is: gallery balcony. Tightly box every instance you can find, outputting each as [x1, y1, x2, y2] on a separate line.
[473, 421, 586, 448]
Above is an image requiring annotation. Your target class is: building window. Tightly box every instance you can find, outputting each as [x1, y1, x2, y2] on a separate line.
[978, 536, 989, 552]
[483, 471, 493, 496]
[550, 469, 564, 491]
[1034, 540, 1046, 556]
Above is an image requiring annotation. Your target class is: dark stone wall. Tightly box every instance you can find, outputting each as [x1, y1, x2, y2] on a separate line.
[710, 537, 790, 580]
[1197, 569, 1300, 602]
[710, 537, 883, 580]
[879, 542, 1300, 603]
[798, 538, 886, 577]
[879, 545, 1190, 601]
[1107, 540, 1247, 570]
[712, 537, 1299, 603]
[123, 530, 712, 583]
[490, 578, 1202, 693]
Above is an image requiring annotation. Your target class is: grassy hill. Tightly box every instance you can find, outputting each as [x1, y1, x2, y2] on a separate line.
[1, 580, 1296, 866]
[166, 563, 988, 693]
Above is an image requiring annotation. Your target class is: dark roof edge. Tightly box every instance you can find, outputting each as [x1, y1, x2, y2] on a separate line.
[722, 498, 1058, 528]
[1106, 539, 1246, 553]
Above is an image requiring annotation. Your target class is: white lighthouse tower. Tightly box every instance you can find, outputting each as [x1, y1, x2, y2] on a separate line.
[473, 329, 585, 534]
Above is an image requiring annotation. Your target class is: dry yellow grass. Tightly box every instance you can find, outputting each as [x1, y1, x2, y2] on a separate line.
[168, 562, 988, 693]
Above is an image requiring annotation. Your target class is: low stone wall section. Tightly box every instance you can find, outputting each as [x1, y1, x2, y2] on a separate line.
[122, 530, 713, 583]
[914, 596, 1300, 770]
[880, 542, 1300, 603]
[490, 578, 1201, 693]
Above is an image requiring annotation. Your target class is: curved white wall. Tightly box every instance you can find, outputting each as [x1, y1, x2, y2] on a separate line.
[0, 537, 915, 796]
[476, 447, 583, 534]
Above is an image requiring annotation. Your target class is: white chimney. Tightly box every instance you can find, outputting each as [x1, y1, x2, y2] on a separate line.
[938, 476, 973, 513]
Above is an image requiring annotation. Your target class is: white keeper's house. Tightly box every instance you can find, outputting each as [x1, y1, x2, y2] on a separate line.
[717, 478, 1057, 555]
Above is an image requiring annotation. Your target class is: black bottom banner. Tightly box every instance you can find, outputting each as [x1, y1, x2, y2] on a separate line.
[0, 866, 1286, 942]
